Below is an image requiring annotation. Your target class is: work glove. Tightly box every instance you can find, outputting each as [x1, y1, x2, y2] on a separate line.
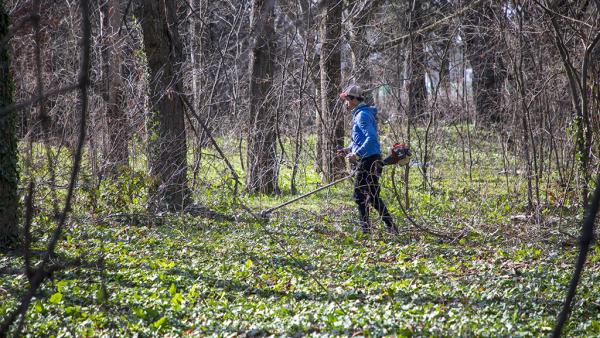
[346, 153, 359, 164]
[336, 146, 350, 156]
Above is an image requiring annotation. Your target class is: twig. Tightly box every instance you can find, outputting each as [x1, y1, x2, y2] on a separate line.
[377, 0, 484, 51]
[22, 182, 34, 281]
[0, 83, 79, 115]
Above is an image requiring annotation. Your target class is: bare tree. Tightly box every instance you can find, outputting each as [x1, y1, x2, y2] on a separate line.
[0, 0, 91, 334]
[345, 0, 384, 86]
[405, 0, 428, 186]
[463, 0, 506, 125]
[246, 0, 279, 194]
[319, 0, 345, 182]
[101, 0, 128, 175]
[139, 0, 189, 211]
[0, 0, 19, 251]
[543, 0, 600, 206]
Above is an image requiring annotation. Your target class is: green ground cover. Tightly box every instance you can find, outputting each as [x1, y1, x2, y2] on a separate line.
[1, 127, 597, 336]
[2, 215, 599, 337]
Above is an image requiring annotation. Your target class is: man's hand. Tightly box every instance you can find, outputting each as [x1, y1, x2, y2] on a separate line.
[346, 153, 359, 164]
[336, 147, 350, 156]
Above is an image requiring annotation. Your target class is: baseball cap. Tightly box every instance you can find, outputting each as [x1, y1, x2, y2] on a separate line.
[339, 84, 364, 100]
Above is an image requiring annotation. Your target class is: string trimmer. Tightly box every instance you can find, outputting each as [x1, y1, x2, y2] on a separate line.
[259, 143, 411, 219]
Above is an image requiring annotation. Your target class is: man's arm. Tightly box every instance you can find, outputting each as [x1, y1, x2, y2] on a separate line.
[353, 112, 378, 158]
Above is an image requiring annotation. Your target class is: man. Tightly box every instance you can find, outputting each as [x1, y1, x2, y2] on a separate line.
[337, 84, 398, 234]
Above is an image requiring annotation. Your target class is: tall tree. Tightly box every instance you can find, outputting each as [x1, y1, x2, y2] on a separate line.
[319, 0, 345, 182]
[406, 0, 427, 121]
[346, 0, 383, 86]
[101, 0, 128, 175]
[401, 0, 428, 197]
[463, 0, 506, 124]
[0, 1, 18, 250]
[246, 0, 279, 194]
[139, 0, 189, 211]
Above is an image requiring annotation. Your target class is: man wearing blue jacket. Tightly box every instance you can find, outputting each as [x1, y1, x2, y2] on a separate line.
[337, 85, 398, 235]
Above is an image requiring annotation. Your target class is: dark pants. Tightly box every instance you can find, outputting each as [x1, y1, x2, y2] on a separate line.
[353, 154, 397, 233]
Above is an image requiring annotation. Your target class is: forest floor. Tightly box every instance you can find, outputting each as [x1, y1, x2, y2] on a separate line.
[2, 128, 600, 336]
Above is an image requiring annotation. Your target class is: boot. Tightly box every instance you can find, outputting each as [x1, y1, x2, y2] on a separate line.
[361, 222, 371, 234]
[383, 216, 398, 235]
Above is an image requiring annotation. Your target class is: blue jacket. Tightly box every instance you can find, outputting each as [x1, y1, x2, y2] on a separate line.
[349, 103, 381, 159]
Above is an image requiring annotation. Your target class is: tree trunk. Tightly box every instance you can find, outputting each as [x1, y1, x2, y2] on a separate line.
[319, 0, 345, 182]
[464, 1, 506, 125]
[406, 0, 427, 120]
[0, 2, 19, 250]
[101, 0, 128, 175]
[139, 0, 189, 211]
[405, 0, 427, 191]
[246, 0, 279, 194]
[347, 0, 383, 89]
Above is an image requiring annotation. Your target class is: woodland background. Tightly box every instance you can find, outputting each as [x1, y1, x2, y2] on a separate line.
[1, 0, 600, 336]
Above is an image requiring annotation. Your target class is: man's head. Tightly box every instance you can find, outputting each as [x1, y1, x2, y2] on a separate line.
[339, 84, 364, 111]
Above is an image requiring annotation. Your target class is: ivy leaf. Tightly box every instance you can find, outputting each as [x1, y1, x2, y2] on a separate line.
[153, 316, 167, 329]
[34, 301, 44, 313]
[49, 292, 62, 304]
[171, 293, 183, 311]
[133, 307, 146, 319]
[56, 280, 67, 292]
[96, 288, 106, 303]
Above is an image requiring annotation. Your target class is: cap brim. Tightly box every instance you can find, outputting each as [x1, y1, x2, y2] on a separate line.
[339, 93, 349, 99]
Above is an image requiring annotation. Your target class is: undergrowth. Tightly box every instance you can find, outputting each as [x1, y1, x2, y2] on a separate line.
[1, 126, 595, 337]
